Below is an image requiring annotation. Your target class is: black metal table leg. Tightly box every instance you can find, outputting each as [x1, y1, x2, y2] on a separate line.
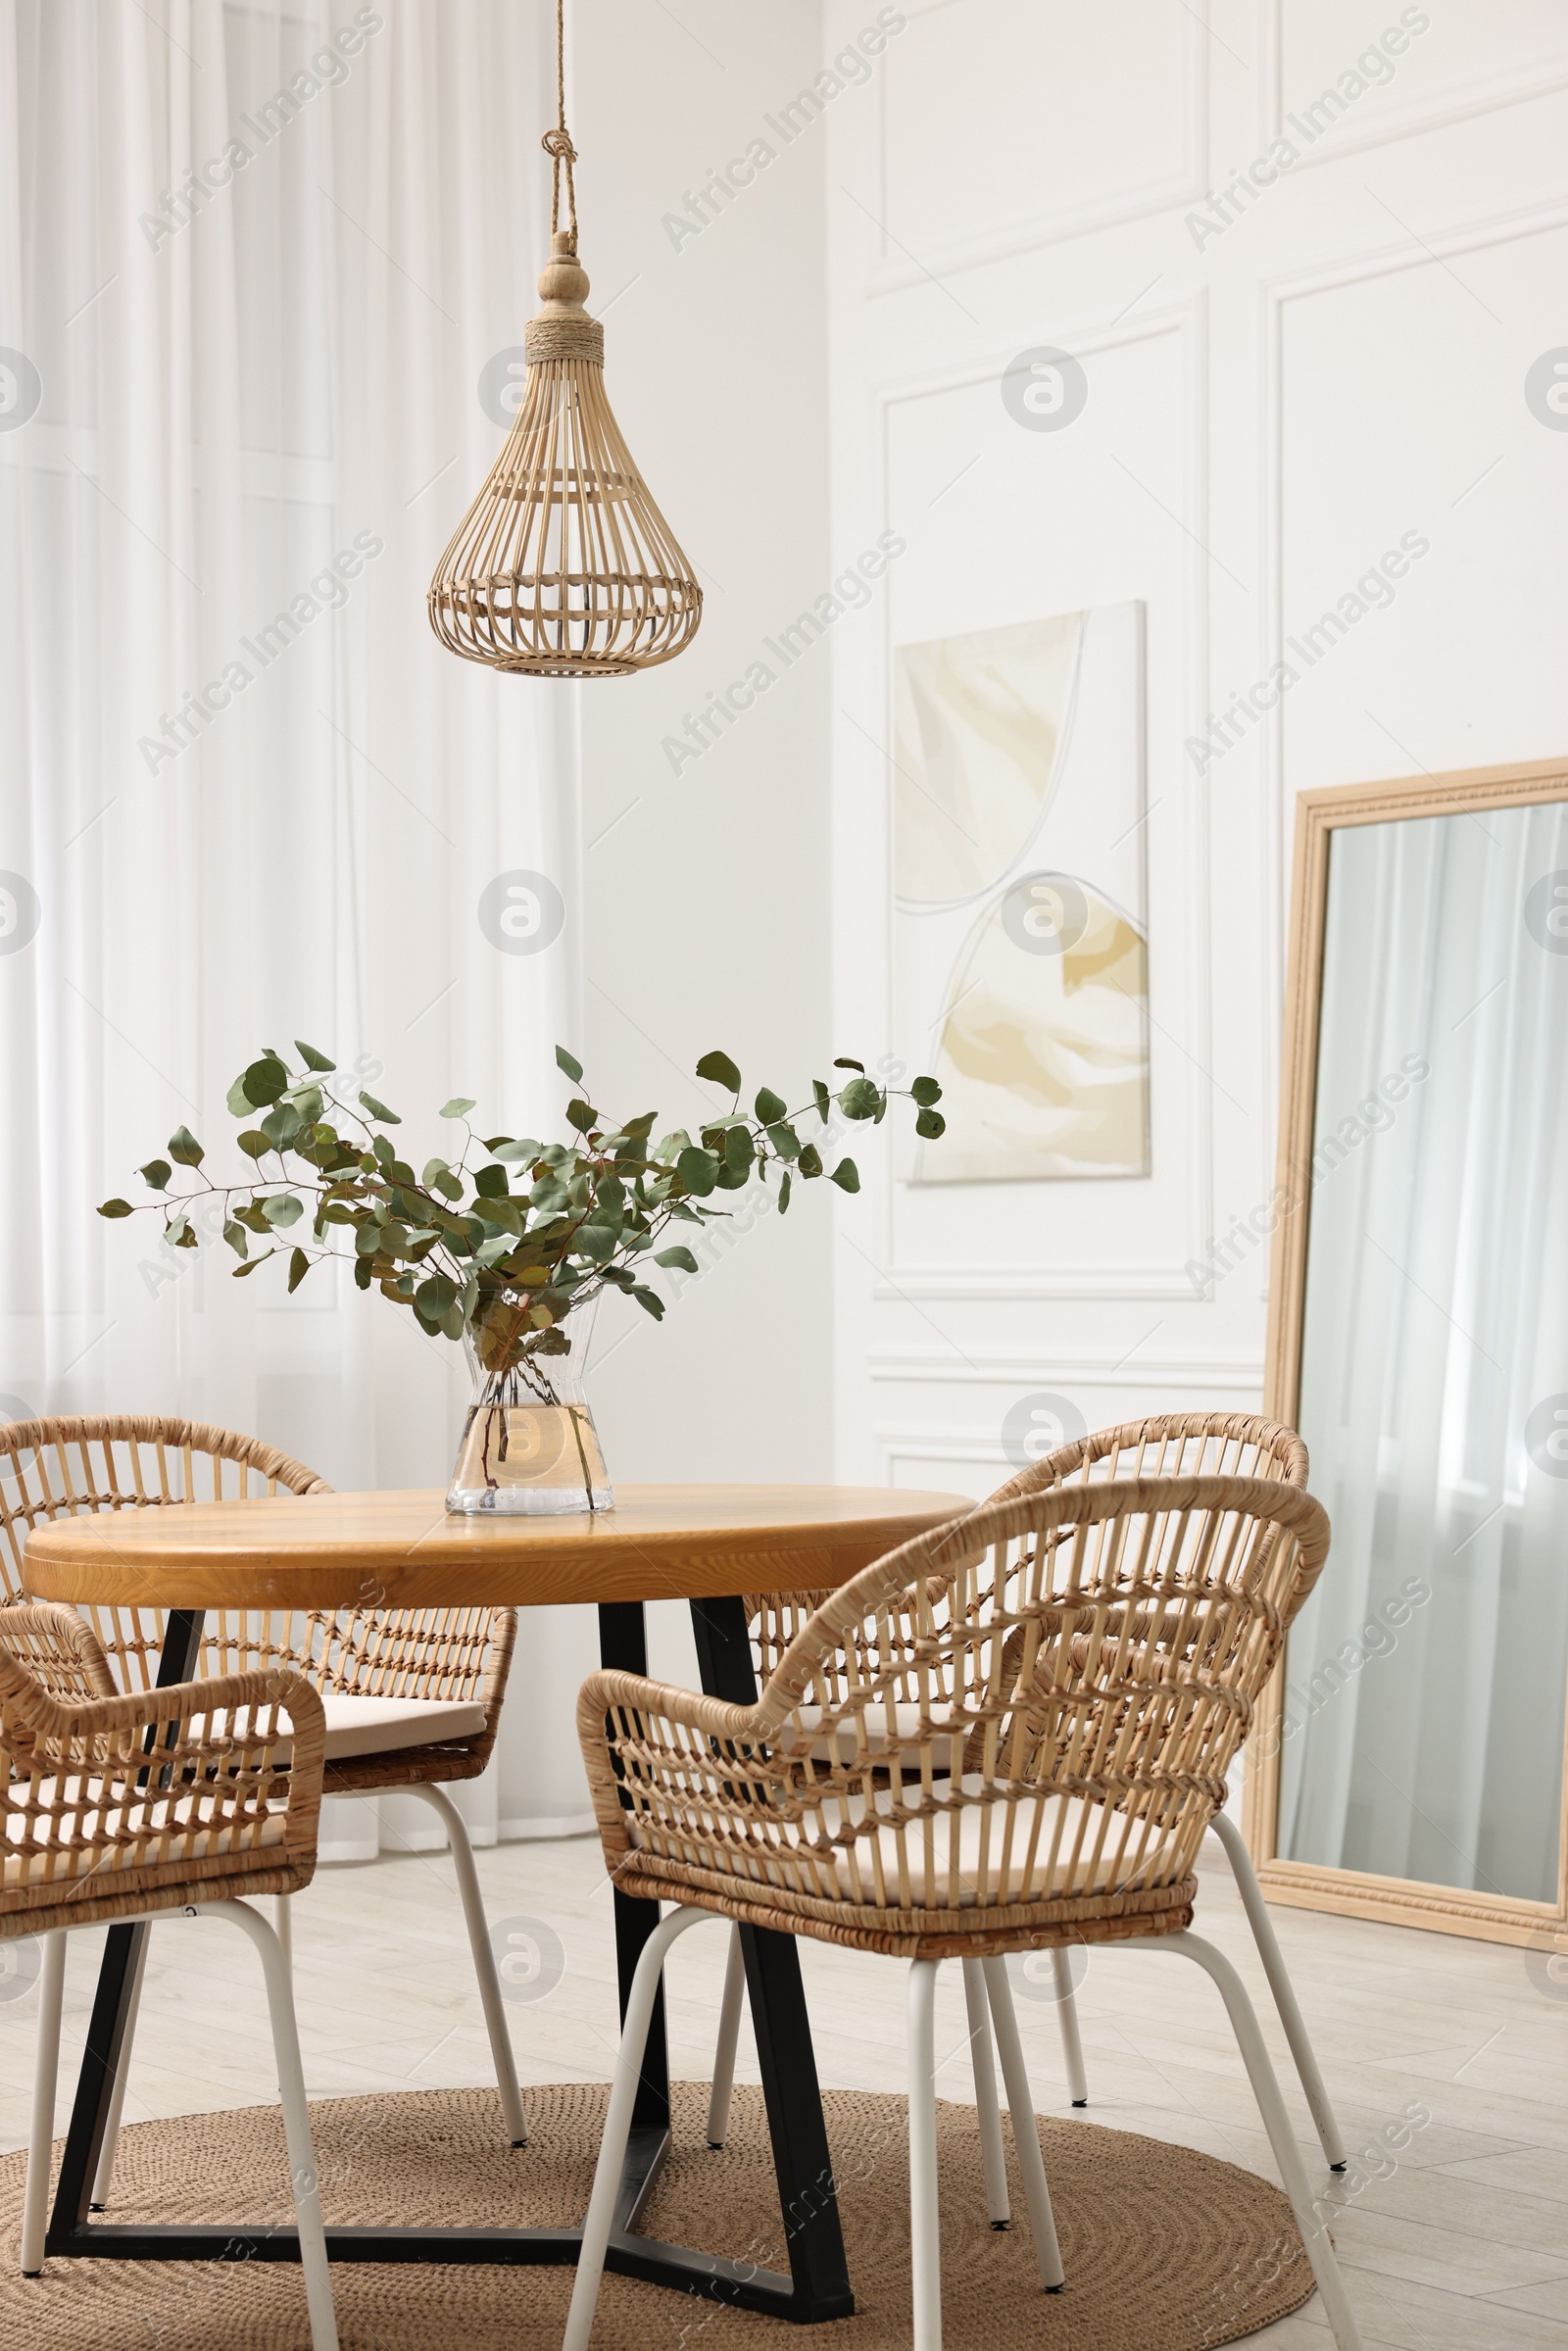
[689, 1596, 854, 2320]
[46, 1607, 206, 2258]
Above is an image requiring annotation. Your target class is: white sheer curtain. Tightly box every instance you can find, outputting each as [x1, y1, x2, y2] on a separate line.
[0, 0, 599, 1855]
[1278, 801, 1568, 1905]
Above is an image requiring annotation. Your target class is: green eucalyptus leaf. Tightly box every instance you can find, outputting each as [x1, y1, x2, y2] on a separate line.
[287, 1247, 311, 1294]
[910, 1075, 943, 1106]
[416, 1274, 459, 1318]
[915, 1106, 947, 1140]
[98, 1198, 133, 1218]
[295, 1040, 335, 1072]
[833, 1056, 865, 1073]
[631, 1285, 666, 1320]
[237, 1129, 271, 1161]
[168, 1124, 204, 1166]
[473, 1163, 510, 1200]
[696, 1049, 742, 1095]
[439, 1302, 465, 1342]
[354, 1222, 383, 1257]
[830, 1157, 860, 1193]
[222, 1219, 248, 1258]
[565, 1098, 598, 1134]
[676, 1146, 717, 1198]
[798, 1142, 823, 1178]
[754, 1086, 787, 1125]
[234, 1251, 272, 1279]
[838, 1077, 881, 1120]
[654, 1246, 699, 1273]
[139, 1157, 172, 1191]
[354, 1255, 373, 1290]
[555, 1045, 584, 1084]
[765, 1122, 800, 1161]
[778, 1168, 792, 1214]
[261, 1104, 303, 1151]
[360, 1090, 401, 1124]
[439, 1097, 476, 1119]
[812, 1080, 831, 1124]
[493, 1139, 541, 1163]
[263, 1194, 304, 1228]
[241, 1056, 289, 1107]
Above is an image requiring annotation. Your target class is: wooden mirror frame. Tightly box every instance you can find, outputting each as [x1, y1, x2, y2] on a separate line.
[1244, 753, 1568, 1948]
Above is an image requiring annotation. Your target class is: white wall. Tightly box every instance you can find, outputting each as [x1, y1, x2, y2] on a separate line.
[572, 1, 837, 1522]
[822, 0, 1568, 1501]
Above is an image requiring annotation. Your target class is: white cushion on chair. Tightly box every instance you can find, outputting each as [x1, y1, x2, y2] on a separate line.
[318, 1694, 488, 1764]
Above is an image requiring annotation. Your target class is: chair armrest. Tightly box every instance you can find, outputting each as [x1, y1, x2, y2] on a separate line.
[1, 1663, 329, 1923]
[576, 1669, 762, 1863]
[0, 1601, 118, 1700]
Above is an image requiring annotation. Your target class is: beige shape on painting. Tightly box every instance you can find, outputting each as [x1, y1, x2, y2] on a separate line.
[895, 612, 1084, 904]
[917, 882, 1150, 1182]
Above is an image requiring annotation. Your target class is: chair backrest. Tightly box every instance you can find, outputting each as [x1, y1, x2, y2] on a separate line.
[0, 1415, 329, 1692]
[2, 1415, 514, 1720]
[746, 1472, 1332, 1909]
[990, 1410, 1308, 1503]
[744, 1412, 1307, 1699]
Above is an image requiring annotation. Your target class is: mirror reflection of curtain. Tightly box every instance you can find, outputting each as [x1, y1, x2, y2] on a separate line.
[1278, 802, 1568, 1905]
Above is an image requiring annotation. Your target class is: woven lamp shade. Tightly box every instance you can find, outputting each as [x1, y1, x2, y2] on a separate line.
[428, 235, 702, 679]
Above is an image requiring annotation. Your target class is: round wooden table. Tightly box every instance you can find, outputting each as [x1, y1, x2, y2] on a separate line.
[24, 1480, 969, 2323]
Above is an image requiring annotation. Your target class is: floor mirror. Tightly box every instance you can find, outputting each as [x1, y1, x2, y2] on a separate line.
[1245, 757, 1568, 1954]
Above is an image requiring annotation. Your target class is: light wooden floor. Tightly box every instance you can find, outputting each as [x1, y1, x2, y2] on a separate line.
[5, 1829, 1566, 2347]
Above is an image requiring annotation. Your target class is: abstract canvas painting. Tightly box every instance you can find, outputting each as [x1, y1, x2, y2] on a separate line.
[894, 604, 1149, 1183]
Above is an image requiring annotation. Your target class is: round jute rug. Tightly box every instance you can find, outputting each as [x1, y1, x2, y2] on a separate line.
[2, 2082, 1316, 2350]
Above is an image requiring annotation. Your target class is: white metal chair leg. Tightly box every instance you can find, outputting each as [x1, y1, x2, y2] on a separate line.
[1051, 1949, 1090, 2106]
[1128, 1931, 1364, 2351]
[1211, 1811, 1347, 2169]
[89, 1922, 151, 2209]
[198, 1900, 339, 2351]
[564, 1904, 715, 2351]
[392, 1783, 528, 2147]
[274, 1891, 294, 1972]
[980, 1957, 1065, 2292]
[907, 1959, 943, 2351]
[706, 1924, 747, 2148]
[21, 1930, 67, 2275]
[961, 1957, 1009, 2227]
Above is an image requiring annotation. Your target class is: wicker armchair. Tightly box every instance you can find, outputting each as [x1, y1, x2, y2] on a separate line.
[1, 1603, 338, 2347]
[0, 1413, 528, 2217]
[566, 1473, 1364, 2351]
[707, 1410, 1346, 2183]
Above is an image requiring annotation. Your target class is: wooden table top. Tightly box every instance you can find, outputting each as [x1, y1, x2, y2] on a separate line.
[22, 1483, 972, 1611]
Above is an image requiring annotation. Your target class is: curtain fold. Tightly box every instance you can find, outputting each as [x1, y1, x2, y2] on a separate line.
[0, 0, 598, 1854]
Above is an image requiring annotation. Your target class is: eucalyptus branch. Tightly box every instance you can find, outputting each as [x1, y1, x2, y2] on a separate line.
[100, 1039, 946, 1382]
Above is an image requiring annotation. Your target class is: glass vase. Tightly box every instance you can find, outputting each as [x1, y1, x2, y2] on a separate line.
[445, 1297, 613, 1516]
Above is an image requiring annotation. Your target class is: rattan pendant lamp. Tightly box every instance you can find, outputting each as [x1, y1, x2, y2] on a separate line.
[427, 1, 702, 679]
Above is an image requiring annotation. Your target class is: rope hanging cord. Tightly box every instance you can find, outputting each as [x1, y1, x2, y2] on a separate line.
[544, 0, 577, 248]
